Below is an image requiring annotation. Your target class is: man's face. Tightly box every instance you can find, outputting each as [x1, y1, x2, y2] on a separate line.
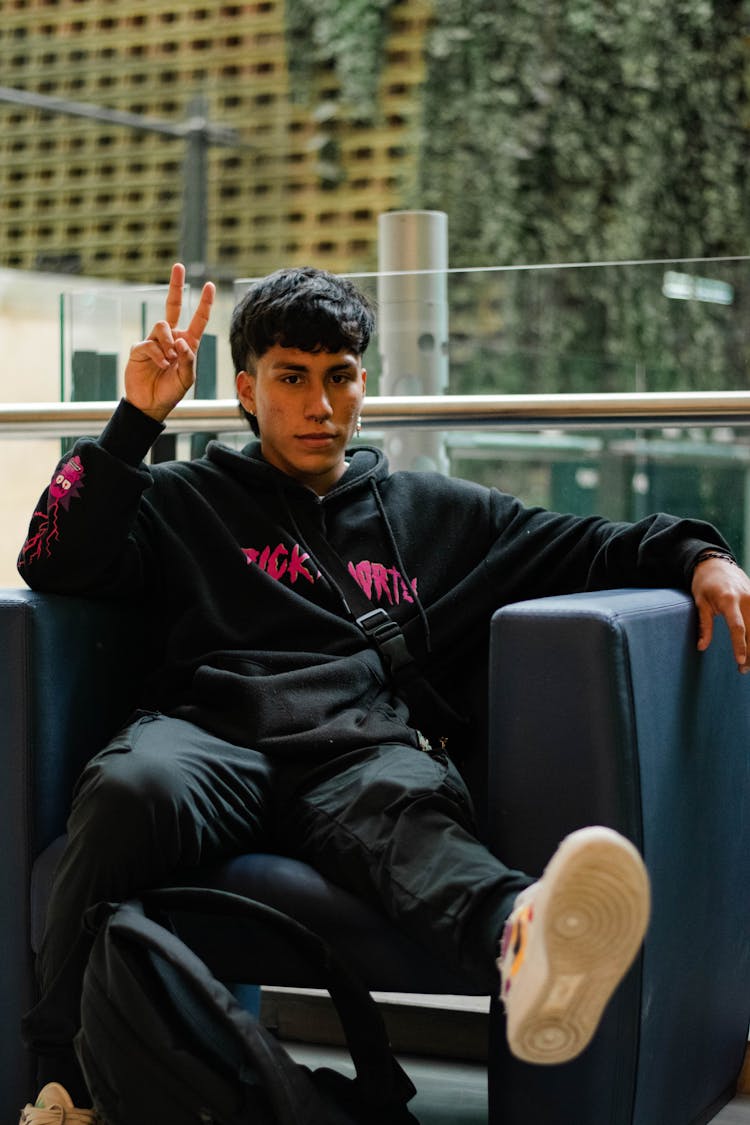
[236, 344, 367, 495]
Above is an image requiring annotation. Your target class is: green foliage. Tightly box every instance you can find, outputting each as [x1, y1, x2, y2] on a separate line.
[414, 0, 750, 395]
[446, 261, 750, 398]
[416, 0, 750, 267]
[284, 0, 396, 186]
[285, 0, 395, 119]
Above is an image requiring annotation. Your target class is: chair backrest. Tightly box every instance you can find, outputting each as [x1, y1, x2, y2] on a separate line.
[0, 588, 148, 1110]
[0, 589, 148, 852]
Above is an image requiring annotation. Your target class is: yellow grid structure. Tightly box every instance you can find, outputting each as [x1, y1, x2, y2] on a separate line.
[0, 0, 431, 281]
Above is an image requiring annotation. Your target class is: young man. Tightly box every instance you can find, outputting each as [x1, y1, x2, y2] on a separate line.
[18, 263, 750, 1122]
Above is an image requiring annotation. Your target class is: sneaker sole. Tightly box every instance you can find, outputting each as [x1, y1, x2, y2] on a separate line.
[508, 826, 650, 1065]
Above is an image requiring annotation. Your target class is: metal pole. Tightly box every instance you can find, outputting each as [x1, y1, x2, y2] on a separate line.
[0, 85, 246, 284]
[4, 392, 750, 435]
[377, 211, 449, 471]
[180, 96, 209, 286]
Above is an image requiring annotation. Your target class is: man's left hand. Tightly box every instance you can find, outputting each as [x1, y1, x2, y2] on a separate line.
[692, 556, 750, 672]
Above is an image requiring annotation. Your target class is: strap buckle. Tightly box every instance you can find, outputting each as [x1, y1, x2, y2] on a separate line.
[355, 609, 415, 679]
[356, 608, 400, 643]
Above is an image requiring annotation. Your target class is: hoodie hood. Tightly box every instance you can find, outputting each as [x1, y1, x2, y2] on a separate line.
[205, 440, 389, 502]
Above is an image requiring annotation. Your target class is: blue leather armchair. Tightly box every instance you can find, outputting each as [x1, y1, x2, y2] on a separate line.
[2, 585, 749, 1124]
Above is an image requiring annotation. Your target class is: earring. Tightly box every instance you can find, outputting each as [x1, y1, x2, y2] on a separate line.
[355, 415, 362, 437]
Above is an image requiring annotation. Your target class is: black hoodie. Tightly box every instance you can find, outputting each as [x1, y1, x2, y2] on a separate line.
[19, 399, 730, 760]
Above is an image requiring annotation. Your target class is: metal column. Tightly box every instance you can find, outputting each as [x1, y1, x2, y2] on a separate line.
[377, 211, 449, 472]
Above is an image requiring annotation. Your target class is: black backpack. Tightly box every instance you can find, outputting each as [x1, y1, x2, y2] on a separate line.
[75, 887, 420, 1125]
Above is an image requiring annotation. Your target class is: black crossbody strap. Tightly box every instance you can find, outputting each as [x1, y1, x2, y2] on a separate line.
[299, 522, 421, 682]
[298, 520, 467, 736]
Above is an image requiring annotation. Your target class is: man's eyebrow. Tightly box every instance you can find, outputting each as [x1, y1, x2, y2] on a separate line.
[270, 358, 358, 373]
[326, 359, 359, 372]
[271, 361, 309, 372]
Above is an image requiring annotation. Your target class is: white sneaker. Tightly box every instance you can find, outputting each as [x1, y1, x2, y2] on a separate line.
[19, 1083, 99, 1125]
[498, 826, 651, 1065]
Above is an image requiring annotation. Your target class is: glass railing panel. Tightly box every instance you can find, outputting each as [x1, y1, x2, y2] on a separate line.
[4, 256, 748, 414]
[234, 256, 750, 399]
[434, 258, 749, 397]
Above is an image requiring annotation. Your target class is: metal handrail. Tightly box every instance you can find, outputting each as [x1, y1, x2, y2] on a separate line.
[2, 391, 750, 437]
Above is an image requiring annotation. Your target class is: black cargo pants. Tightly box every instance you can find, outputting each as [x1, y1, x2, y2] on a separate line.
[24, 712, 531, 1101]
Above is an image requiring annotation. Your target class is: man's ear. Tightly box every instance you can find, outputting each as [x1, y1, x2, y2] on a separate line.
[236, 370, 256, 414]
[361, 367, 367, 394]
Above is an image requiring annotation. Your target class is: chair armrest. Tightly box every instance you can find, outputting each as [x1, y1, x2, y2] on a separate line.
[487, 587, 750, 1125]
[487, 587, 699, 868]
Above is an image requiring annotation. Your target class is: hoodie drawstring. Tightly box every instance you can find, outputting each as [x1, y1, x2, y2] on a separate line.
[370, 480, 432, 657]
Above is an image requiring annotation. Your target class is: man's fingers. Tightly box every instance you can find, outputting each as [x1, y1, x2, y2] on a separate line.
[162, 264, 214, 345]
[175, 337, 197, 390]
[699, 596, 750, 669]
[146, 320, 178, 365]
[186, 281, 216, 346]
[696, 600, 714, 653]
[164, 262, 186, 329]
[727, 614, 749, 669]
[130, 336, 177, 370]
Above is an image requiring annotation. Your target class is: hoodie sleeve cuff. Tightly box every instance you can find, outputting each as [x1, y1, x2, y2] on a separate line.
[98, 398, 165, 466]
[679, 536, 735, 585]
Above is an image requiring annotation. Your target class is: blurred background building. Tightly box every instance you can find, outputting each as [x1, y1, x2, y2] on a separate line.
[0, 0, 430, 282]
[2, 0, 748, 284]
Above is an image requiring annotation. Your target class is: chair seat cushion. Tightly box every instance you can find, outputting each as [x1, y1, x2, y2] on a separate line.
[31, 839, 481, 995]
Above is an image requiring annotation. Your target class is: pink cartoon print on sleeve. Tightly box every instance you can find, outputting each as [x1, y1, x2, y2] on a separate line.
[19, 456, 85, 566]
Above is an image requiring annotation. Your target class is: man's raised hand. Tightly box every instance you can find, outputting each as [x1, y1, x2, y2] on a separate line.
[124, 262, 216, 422]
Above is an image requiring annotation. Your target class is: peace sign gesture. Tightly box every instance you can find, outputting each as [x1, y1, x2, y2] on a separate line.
[124, 262, 216, 422]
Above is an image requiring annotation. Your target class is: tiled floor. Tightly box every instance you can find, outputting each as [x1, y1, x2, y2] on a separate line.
[288, 1043, 750, 1124]
[288, 1043, 488, 1124]
[715, 1097, 750, 1124]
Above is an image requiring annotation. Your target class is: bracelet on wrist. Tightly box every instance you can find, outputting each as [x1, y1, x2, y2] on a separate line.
[692, 549, 738, 574]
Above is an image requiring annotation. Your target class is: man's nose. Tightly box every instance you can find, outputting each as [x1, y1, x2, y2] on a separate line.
[305, 385, 332, 418]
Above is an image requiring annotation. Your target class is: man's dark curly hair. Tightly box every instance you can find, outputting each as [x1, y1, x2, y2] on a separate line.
[230, 267, 375, 435]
